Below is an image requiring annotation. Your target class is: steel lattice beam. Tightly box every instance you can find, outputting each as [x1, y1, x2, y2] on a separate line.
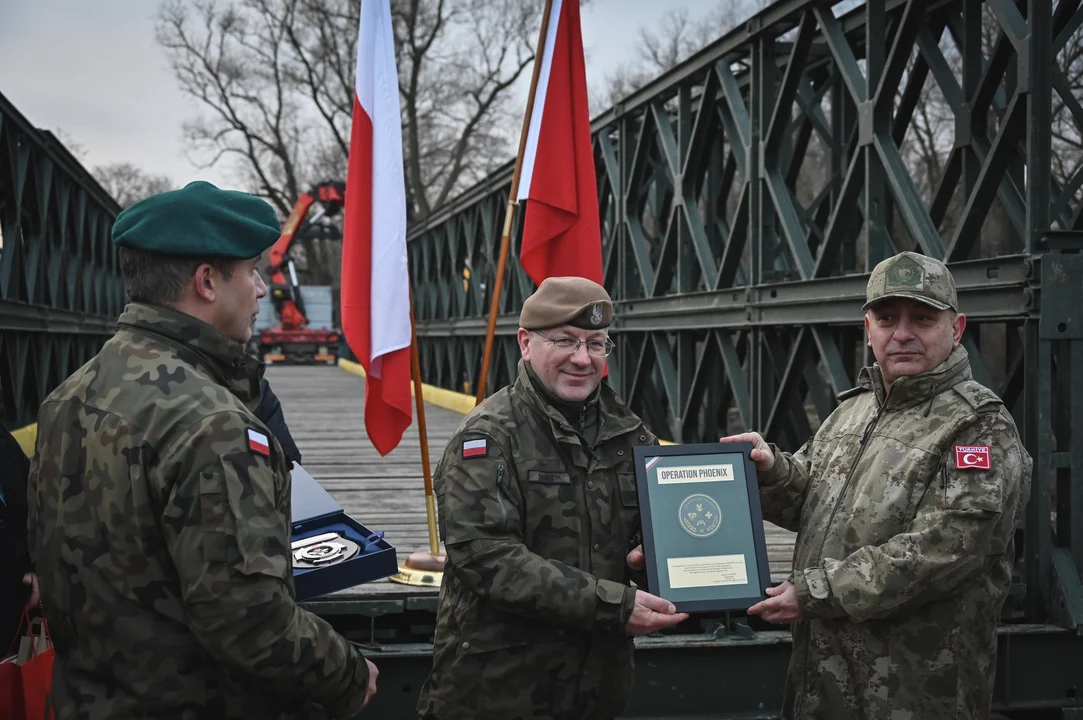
[0, 90, 123, 428]
[407, 0, 1083, 634]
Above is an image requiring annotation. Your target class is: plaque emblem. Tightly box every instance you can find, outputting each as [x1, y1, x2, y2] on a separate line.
[590, 303, 603, 326]
[678, 493, 722, 538]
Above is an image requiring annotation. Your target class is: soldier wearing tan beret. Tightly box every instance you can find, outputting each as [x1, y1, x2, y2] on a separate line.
[418, 276, 687, 720]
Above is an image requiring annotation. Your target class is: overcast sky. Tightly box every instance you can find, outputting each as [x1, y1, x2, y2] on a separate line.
[0, 0, 724, 192]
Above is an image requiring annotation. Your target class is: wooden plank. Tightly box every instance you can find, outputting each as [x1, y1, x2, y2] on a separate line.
[267, 365, 798, 601]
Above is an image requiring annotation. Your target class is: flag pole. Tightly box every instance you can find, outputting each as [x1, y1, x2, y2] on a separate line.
[389, 290, 445, 586]
[474, 0, 555, 406]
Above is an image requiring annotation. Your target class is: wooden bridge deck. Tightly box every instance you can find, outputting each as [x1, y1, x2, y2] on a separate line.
[267, 364, 797, 601]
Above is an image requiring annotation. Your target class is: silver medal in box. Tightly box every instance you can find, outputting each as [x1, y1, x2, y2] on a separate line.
[291, 531, 361, 568]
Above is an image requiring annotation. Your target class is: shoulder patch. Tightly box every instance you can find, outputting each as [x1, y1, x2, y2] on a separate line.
[951, 380, 1003, 412]
[462, 438, 487, 458]
[247, 428, 271, 456]
[954, 444, 991, 470]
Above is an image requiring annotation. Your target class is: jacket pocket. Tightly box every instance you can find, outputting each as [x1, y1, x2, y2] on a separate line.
[456, 631, 579, 718]
[199, 470, 233, 564]
[617, 472, 638, 507]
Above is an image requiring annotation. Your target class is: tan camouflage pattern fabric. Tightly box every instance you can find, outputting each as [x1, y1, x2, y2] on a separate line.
[759, 345, 1031, 719]
[27, 303, 371, 719]
[863, 250, 959, 311]
[416, 361, 657, 720]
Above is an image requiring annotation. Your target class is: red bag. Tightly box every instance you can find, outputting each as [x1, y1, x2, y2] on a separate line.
[0, 609, 54, 720]
[0, 653, 24, 720]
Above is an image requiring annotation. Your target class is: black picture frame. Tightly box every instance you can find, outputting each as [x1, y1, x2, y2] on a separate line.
[633, 442, 771, 613]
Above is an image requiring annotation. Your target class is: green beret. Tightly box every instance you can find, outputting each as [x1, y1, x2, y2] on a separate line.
[111, 181, 282, 259]
[520, 276, 613, 330]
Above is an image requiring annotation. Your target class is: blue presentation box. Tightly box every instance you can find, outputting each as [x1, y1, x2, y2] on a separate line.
[289, 463, 399, 601]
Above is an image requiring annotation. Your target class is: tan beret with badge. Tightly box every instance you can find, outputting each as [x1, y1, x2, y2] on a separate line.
[863, 251, 958, 312]
[519, 276, 613, 330]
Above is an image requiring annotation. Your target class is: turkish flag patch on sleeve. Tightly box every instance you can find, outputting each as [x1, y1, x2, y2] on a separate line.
[248, 428, 271, 456]
[954, 445, 991, 470]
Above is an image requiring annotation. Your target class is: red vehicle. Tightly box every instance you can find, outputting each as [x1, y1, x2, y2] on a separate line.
[258, 181, 345, 364]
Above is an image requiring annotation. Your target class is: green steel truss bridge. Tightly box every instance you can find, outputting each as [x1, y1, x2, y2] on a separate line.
[4, 0, 1083, 715]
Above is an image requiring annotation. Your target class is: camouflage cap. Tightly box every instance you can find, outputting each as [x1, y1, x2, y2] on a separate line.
[112, 181, 281, 259]
[520, 276, 613, 330]
[863, 251, 958, 312]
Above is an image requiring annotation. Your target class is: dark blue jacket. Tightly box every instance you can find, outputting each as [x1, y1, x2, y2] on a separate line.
[256, 378, 302, 465]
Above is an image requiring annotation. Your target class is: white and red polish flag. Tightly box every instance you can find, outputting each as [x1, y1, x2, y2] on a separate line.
[516, 0, 603, 287]
[341, 0, 412, 456]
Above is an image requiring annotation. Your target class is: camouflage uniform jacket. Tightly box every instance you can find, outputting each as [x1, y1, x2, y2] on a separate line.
[760, 345, 1031, 719]
[416, 360, 658, 720]
[27, 303, 370, 720]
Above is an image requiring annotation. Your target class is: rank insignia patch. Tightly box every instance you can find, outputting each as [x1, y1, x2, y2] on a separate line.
[248, 429, 271, 456]
[462, 438, 487, 458]
[954, 444, 991, 470]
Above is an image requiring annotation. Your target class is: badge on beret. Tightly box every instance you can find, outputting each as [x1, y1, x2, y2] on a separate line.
[954, 444, 990, 470]
[248, 429, 271, 456]
[590, 303, 603, 326]
[462, 438, 487, 458]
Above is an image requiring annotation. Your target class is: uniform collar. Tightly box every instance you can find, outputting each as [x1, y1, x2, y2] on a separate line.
[859, 344, 972, 409]
[115, 302, 265, 406]
[514, 359, 641, 444]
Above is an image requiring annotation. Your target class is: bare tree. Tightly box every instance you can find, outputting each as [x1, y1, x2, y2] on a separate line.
[93, 163, 176, 209]
[595, 0, 771, 112]
[156, 0, 541, 219]
[50, 128, 90, 162]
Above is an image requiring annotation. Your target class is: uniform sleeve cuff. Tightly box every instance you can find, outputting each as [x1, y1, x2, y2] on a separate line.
[758, 443, 791, 486]
[794, 565, 846, 620]
[325, 648, 371, 718]
[594, 579, 632, 634]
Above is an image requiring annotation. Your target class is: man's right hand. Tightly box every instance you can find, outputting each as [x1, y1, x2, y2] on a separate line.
[720, 432, 775, 472]
[362, 659, 379, 708]
[625, 590, 689, 636]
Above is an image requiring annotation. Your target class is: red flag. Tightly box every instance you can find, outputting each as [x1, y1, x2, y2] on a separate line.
[516, 0, 602, 286]
[341, 0, 412, 456]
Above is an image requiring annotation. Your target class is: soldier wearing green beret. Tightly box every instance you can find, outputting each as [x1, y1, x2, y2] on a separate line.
[417, 276, 687, 720]
[27, 182, 377, 718]
[722, 252, 1031, 719]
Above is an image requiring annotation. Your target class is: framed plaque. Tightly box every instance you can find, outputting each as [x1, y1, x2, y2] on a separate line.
[633, 442, 771, 613]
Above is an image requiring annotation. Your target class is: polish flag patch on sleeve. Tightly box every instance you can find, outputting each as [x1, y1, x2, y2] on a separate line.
[248, 429, 271, 457]
[954, 444, 991, 470]
[462, 438, 487, 459]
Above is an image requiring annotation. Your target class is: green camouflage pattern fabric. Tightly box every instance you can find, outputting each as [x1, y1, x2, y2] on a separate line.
[27, 302, 371, 720]
[416, 360, 657, 720]
[759, 345, 1031, 719]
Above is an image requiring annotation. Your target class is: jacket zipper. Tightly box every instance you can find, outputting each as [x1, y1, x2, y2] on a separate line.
[799, 394, 887, 719]
[495, 464, 509, 530]
[813, 395, 887, 561]
[797, 363, 970, 717]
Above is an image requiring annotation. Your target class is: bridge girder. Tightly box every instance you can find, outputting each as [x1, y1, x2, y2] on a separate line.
[0, 91, 123, 429]
[407, 0, 1083, 632]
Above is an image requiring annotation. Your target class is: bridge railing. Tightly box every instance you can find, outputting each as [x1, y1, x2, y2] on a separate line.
[407, 0, 1083, 629]
[0, 90, 123, 429]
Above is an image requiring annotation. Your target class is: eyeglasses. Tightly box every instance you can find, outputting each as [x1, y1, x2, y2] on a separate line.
[531, 330, 614, 357]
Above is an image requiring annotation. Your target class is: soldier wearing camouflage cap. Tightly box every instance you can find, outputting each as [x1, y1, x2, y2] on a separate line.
[417, 276, 687, 720]
[27, 182, 377, 719]
[723, 251, 1031, 719]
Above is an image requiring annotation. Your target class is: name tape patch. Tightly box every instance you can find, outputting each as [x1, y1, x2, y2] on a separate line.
[954, 444, 991, 470]
[462, 438, 487, 459]
[248, 429, 271, 456]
